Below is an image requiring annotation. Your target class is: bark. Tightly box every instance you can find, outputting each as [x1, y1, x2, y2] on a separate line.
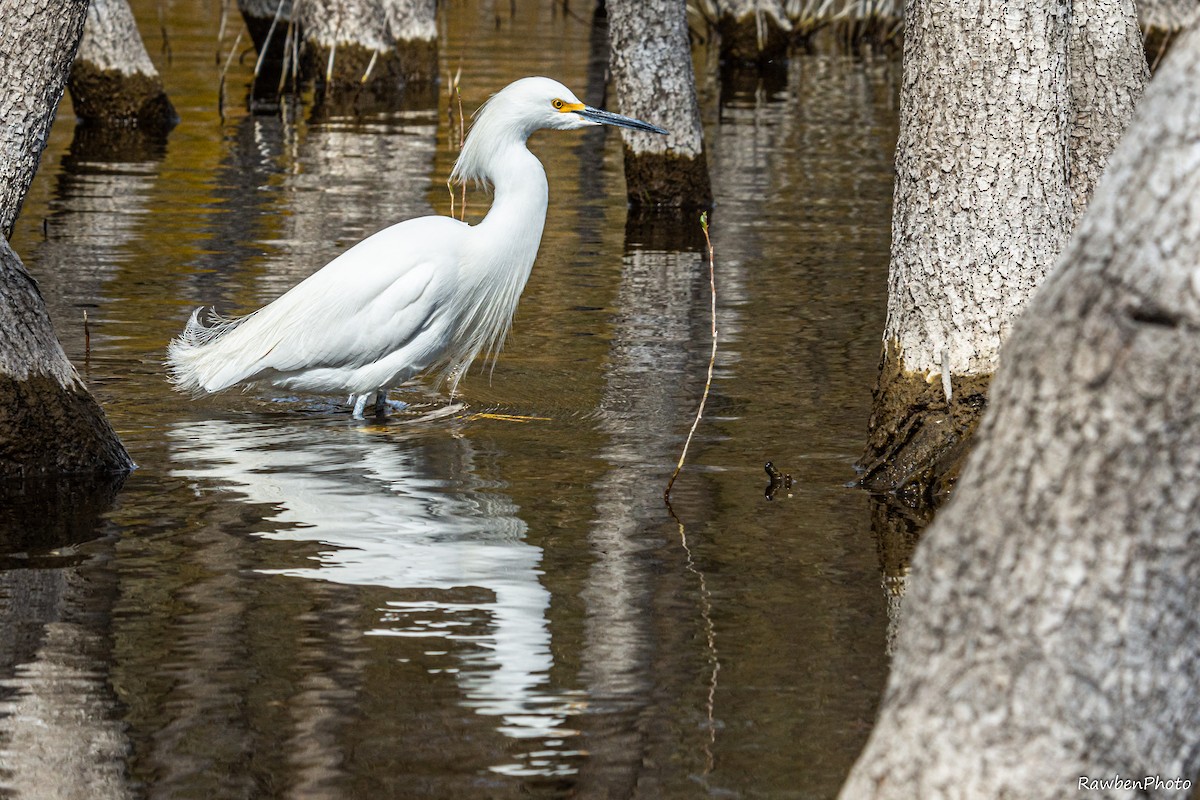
[0, 241, 132, 478]
[296, 0, 437, 102]
[842, 26, 1200, 799]
[68, 0, 177, 130]
[607, 0, 713, 208]
[0, 0, 133, 478]
[0, 0, 88, 239]
[859, 0, 1146, 501]
[1067, 1, 1147, 214]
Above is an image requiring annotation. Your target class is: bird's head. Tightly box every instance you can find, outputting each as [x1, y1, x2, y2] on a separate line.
[492, 76, 670, 135]
[451, 77, 668, 187]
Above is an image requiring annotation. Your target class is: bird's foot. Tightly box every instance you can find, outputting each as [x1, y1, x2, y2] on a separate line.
[369, 393, 408, 417]
[348, 392, 407, 419]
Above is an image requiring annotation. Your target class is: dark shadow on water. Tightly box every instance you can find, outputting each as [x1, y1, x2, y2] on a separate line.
[718, 59, 789, 106]
[63, 122, 170, 167]
[622, 207, 708, 254]
[0, 472, 126, 563]
[868, 493, 930, 656]
[308, 81, 439, 121]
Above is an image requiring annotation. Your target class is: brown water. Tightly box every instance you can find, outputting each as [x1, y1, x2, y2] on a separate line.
[1, 2, 900, 798]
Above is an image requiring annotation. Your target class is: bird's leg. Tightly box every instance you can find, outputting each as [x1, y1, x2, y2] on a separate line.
[351, 394, 368, 419]
[372, 390, 408, 415]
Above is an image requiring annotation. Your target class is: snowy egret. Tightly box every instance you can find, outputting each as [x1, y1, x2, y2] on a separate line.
[167, 76, 667, 418]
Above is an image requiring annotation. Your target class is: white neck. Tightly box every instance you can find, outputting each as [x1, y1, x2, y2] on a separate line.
[475, 143, 548, 244]
[442, 139, 549, 393]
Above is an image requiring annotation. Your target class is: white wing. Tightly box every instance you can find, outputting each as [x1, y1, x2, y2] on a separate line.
[171, 215, 471, 393]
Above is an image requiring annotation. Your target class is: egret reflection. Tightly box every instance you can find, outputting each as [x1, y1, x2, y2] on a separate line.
[168, 418, 578, 775]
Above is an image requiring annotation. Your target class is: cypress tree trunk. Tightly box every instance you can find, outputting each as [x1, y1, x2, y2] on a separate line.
[296, 0, 437, 101]
[858, 0, 1146, 504]
[0, 0, 133, 478]
[842, 26, 1200, 799]
[0, 0, 86, 239]
[67, 0, 177, 130]
[713, 0, 792, 64]
[606, 0, 713, 208]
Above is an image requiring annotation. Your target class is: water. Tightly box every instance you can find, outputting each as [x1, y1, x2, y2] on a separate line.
[1, 2, 900, 797]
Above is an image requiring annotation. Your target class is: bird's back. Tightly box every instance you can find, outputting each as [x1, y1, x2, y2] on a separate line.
[168, 215, 472, 395]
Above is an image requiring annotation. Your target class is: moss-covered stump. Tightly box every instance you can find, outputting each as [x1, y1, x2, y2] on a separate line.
[302, 39, 437, 103]
[623, 150, 713, 209]
[858, 343, 991, 507]
[0, 241, 133, 480]
[68, 61, 177, 131]
[0, 373, 133, 478]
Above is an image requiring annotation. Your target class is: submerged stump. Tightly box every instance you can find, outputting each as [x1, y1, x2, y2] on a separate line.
[859, 343, 990, 506]
[68, 0, 177, 131]
[238, 0, 294, 105]
[0, 240, 133, 479]
[297, 0, 437, 105]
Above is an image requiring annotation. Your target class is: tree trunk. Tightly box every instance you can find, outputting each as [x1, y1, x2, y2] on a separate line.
[858, 0, 1146, 503]
[1138, 0, 1200, 65]
[711, 0, 792, 64]
[296, 0, 437, 103]
[606, 0, 713, 208]
[0, 0, 86, 239]
[0, 0, 133, 478]
[67, 0, 177, 130]
[841, 26, 1200, 799]
[0, 243, 132, 479]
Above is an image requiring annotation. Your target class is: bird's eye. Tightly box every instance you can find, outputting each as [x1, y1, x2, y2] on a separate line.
[552, 99, 564, 110]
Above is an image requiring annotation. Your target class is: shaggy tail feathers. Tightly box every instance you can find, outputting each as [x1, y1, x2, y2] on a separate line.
[166, 307, 248, 395]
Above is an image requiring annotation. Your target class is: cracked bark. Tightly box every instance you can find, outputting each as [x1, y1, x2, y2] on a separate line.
[842, 24, 1200, 799]
[606, 0, 713, 208]
[859, 0, 1146, 503]
[0, 0, 133, 479]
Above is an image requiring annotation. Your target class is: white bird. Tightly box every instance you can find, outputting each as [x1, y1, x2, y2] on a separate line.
[167, 76, 667, 418]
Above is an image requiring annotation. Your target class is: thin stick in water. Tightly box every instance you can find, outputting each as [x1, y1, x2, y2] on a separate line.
[665, 212, 718, 502]
[252, 0, 288, 84]
[217, 28, 245, 122]
[361, 49, 379, 84]
[447, 68, 467, 220]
